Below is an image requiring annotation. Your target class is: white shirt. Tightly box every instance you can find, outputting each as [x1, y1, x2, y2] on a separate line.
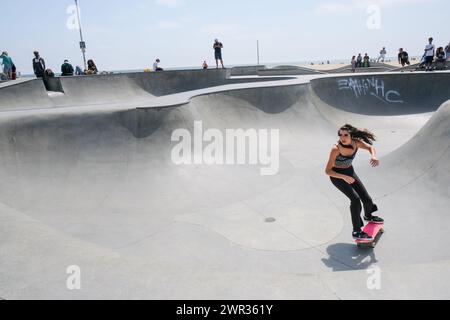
[425, 44, 435, 57]
[153, 61, 159, 70]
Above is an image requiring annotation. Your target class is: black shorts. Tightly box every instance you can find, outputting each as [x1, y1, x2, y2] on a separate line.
[215, 52, 222, 60]
[425, 56, 434, 64]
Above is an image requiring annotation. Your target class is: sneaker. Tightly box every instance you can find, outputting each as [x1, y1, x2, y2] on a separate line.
[364, 215, 384, 224]
[352, 231, 374, 241]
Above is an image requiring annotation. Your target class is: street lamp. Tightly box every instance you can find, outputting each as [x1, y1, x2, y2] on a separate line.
[75, 0, 87, 71]
[257, 40, 260, 66]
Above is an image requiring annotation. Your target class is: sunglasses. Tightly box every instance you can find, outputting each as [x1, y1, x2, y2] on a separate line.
[338, 133, 350, 137]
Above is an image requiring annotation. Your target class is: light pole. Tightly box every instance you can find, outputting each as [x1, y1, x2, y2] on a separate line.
[257, 40, 260, 66]
[75, 0, 87, 71]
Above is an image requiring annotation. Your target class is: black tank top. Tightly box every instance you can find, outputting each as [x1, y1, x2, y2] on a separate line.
[335, 141, 358, 168]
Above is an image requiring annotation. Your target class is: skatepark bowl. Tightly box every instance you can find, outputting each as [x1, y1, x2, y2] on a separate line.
[1, 68, 450, 299]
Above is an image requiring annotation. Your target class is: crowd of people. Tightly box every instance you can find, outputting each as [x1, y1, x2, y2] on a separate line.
[0, 38, 227, 82]
[0, 50, 100, 81]
[351, 53, 372, 72]
[2, 36, 448, 81]
[417, 37, 448, 71]
[349, 37, 448, 73]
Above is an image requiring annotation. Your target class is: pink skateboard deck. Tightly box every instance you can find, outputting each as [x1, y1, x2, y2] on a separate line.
[355, 222, 385, 248]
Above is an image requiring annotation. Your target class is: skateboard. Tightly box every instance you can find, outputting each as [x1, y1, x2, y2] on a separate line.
[355, 222, 384, 248]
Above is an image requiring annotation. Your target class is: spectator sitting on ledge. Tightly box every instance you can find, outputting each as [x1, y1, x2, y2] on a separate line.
[153, 58, 164, 71]
[86, 59, 98, 75]
[61, 59, 74, 76]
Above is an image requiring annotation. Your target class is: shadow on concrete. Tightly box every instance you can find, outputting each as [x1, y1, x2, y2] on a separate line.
[321, 242, 379, 272]
[118, 107, 176, 138]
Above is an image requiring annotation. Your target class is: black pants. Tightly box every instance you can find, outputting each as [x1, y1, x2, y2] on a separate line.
[330, 166, 378, 231]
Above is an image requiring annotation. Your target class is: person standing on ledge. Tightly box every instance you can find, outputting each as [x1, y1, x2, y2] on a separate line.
[377, 47, 386, 62]
[356, 53, 362, 68]
[424, 37, 435, 71]
[363, 53, 370, 67]
[32, 51, 46, 78]
[213, 39, 225, 69]
[325, 124, 384, 241]
[351, 56, 356, 73]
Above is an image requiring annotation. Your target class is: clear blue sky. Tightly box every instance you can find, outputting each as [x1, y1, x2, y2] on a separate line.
[2, 0, 449, 73]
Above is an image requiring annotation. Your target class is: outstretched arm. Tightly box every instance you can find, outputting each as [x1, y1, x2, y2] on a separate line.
[356, 140, 379, 167]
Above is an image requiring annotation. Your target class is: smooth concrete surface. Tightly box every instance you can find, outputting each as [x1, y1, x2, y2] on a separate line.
[0, 69, 449, 299]
[326, 62, 397, 74]
[230, 65, 266, 76]
[258, 66, 325, 76]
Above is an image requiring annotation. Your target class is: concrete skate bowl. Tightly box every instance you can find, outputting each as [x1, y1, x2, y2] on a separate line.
[0, 69, 294, 110]
[0, 71, 450, 299]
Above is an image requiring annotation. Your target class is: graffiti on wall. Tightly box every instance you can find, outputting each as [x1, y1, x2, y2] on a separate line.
[338, 77, 404, 104]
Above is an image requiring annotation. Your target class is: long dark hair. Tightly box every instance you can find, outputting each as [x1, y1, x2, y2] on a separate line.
[339, 124, 376, 145]
[87, 59, 97, 68]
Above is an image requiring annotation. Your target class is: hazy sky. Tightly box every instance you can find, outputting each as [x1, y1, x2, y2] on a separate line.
[2, 0, 449, 73]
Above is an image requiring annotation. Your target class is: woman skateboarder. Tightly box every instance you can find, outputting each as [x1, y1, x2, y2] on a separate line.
[325, 124, 384, 240]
